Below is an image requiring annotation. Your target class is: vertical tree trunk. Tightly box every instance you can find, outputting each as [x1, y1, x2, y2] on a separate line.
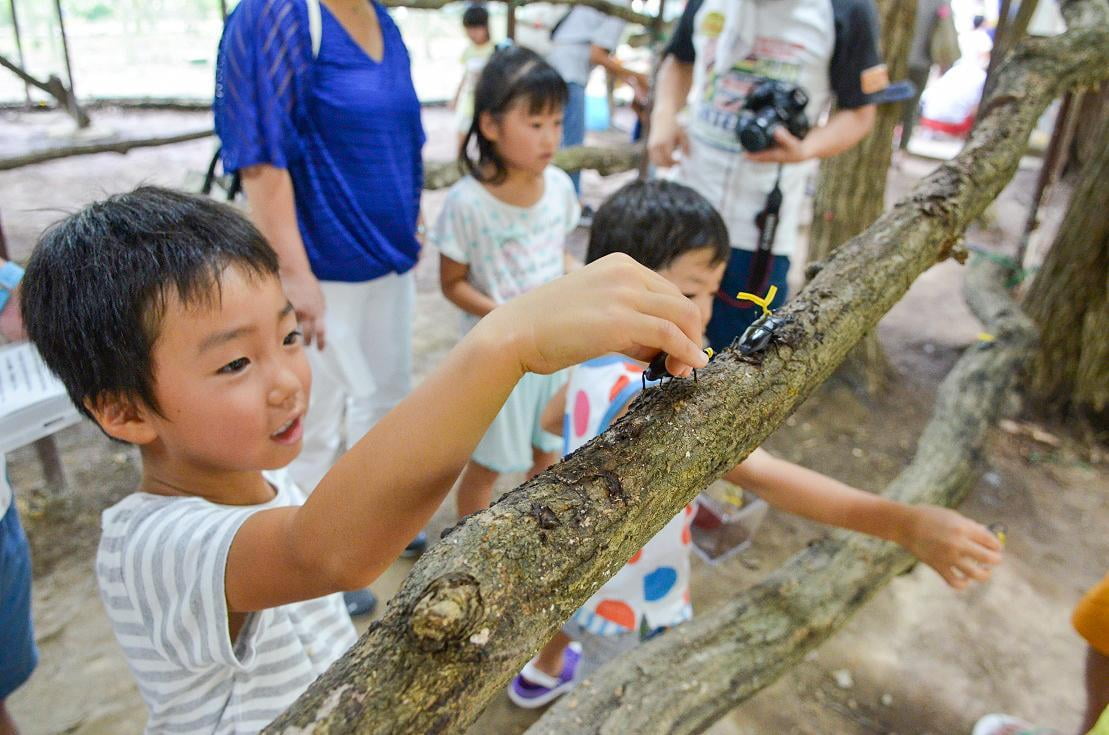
[807, 0, 916, 393]
[1022, 110, 1109, 425]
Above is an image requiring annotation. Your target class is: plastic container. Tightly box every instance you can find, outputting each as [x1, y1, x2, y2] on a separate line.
[689, 489, 768, 565]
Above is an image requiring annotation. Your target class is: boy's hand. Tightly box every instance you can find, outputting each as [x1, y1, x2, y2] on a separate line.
[486, 253, 708, 377]
[901, 506, 1003, 589]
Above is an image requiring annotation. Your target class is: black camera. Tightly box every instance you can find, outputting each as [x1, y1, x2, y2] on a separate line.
[734, 80, 811, 152]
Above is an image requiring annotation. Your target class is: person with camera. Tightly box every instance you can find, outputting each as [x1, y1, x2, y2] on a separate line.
[648, 0, 889, 349]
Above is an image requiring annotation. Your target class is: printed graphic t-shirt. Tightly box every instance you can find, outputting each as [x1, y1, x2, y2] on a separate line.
[563, 355, 695, 635]
[663, 0, 884, 257]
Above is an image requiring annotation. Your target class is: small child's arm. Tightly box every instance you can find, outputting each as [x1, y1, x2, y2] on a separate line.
[726, 449, 1003, 589]
[440, 254, 498, 318]
[225, 255, 708, 612]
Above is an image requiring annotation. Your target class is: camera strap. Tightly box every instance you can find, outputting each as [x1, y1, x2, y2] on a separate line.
[746, 164, 784, 294]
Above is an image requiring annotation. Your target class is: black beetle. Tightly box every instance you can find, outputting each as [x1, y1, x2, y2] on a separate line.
[642, 348, 714, 389]
[736, 313, 790, 356]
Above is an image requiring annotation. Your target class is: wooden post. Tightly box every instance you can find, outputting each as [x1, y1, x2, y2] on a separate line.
[219, 0, 228, 21]
[7, 0, 31, 105]
[506, 0, 517, 41]
[51, 0, 86, 128]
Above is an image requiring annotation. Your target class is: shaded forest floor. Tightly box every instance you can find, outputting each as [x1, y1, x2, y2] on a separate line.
[3, 106, 1106, 735]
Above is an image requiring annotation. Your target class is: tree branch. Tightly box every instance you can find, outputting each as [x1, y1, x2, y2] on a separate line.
[381, 0, 656, 28]
[264, 3, 1106, 731]
[528, 255, 1037, 734]
[0, 130, 214, 171]
[424, 143, 641, 190]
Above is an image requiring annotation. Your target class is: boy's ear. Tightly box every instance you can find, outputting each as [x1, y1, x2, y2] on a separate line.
[478, 111, 500, 144]
[85, 393, 158, 445]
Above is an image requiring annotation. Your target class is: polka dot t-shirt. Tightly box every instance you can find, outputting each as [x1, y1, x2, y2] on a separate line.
[563, 355, 694, 636]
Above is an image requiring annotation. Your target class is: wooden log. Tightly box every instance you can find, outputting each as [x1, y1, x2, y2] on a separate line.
[264, 2, 1106, 732]
[423, 143, 642, 190]
[0, 129, 214, 171]
[529, 255, 1037, 734]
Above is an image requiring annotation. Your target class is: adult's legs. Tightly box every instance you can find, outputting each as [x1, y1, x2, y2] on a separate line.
[287, 273, 415, 493]
[344, 271, 415, 443]
[0, 500, 36, 735]
[901, 65, 931, 150]
[562, 82, 587, 196]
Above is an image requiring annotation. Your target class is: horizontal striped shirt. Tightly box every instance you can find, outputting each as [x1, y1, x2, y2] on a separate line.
[97, 471, 357, 734]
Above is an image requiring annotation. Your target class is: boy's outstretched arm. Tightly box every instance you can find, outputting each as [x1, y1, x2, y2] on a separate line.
[726, 449, 1003, 589]
[227, 255, 708, 611]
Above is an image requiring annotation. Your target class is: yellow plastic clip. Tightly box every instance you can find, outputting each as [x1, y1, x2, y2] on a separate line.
[977, 332, 996, 342]
[987, 522, 1008, 547]
[735, 284, 778, 317]
[704, 347, 715, 359]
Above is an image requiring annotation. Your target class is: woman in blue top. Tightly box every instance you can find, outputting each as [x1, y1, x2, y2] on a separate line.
[214, 0, 426, 614]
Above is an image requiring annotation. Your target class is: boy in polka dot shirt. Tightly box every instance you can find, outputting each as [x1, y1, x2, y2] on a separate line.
[507, 180, 1005, 709]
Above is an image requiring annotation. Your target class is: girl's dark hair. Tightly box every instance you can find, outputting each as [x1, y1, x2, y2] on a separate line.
[586, 180, 731, 270]
[458, 44, 568, 185]
[22, 186, 280, 429]
[462, 4, 489, 28]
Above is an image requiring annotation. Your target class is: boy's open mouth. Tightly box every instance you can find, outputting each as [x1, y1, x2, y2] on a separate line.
[270, 416, 303, 444]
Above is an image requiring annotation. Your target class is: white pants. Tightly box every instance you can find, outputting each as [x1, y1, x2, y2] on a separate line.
[286, 271, 415, 493]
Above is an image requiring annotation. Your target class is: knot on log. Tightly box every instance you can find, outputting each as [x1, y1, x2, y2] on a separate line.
[408, 573, 484, 652]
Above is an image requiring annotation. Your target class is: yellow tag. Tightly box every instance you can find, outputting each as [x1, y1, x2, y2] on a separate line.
[977, 332, 996, 342]
[735, 285, 778, 317]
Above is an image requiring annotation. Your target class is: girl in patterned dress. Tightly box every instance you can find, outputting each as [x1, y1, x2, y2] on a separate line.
[433, 45, 581, 518]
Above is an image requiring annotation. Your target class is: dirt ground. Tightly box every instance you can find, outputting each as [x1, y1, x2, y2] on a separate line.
[3, 106, 1106, 735]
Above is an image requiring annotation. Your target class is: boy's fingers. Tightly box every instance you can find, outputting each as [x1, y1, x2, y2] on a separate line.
[966, 543, 1002, 566]
[633, 287, 705, 341]
[955, 558, 991, 582]
[623, 313, 707, 372]
[971, 524, 1003, 550]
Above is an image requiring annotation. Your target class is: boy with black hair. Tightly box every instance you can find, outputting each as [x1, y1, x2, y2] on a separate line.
[508, 180, 1003, 709]
[21, 186, 709, 733]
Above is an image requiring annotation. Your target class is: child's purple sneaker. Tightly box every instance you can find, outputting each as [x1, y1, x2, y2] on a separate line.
[506, 641, 583, 709]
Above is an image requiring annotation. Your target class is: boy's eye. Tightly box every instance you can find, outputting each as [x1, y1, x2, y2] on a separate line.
[283, 329, 303, 346]
[218, 357, 250, 374]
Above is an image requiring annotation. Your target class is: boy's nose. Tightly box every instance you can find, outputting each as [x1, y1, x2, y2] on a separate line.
[269, 368, 302, 408]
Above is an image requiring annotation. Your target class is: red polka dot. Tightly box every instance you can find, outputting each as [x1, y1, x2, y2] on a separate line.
[608, 374, 631, 402]
[573, 390, 590, 437]
[595, 599, 636, 630]
[628, 549, 643, 564]
[682, 589, 691, 604]
[684, 503, 694, 516]
[681, 524, 692, 545]
[624, 363, 644, 374]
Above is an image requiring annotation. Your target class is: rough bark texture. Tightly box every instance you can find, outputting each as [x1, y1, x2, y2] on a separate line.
[807, 0, 916, 393]
[382, 0, 655, 27]
[266, 4, 1107, 732]
[1022, 108, 1109, 420]
[0, 129, 214, 171]
[529, 256, 1037, 735]
[424, 143, 642, 190]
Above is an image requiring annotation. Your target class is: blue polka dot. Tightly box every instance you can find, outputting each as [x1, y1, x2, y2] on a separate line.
[643, 567, 678, 602]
